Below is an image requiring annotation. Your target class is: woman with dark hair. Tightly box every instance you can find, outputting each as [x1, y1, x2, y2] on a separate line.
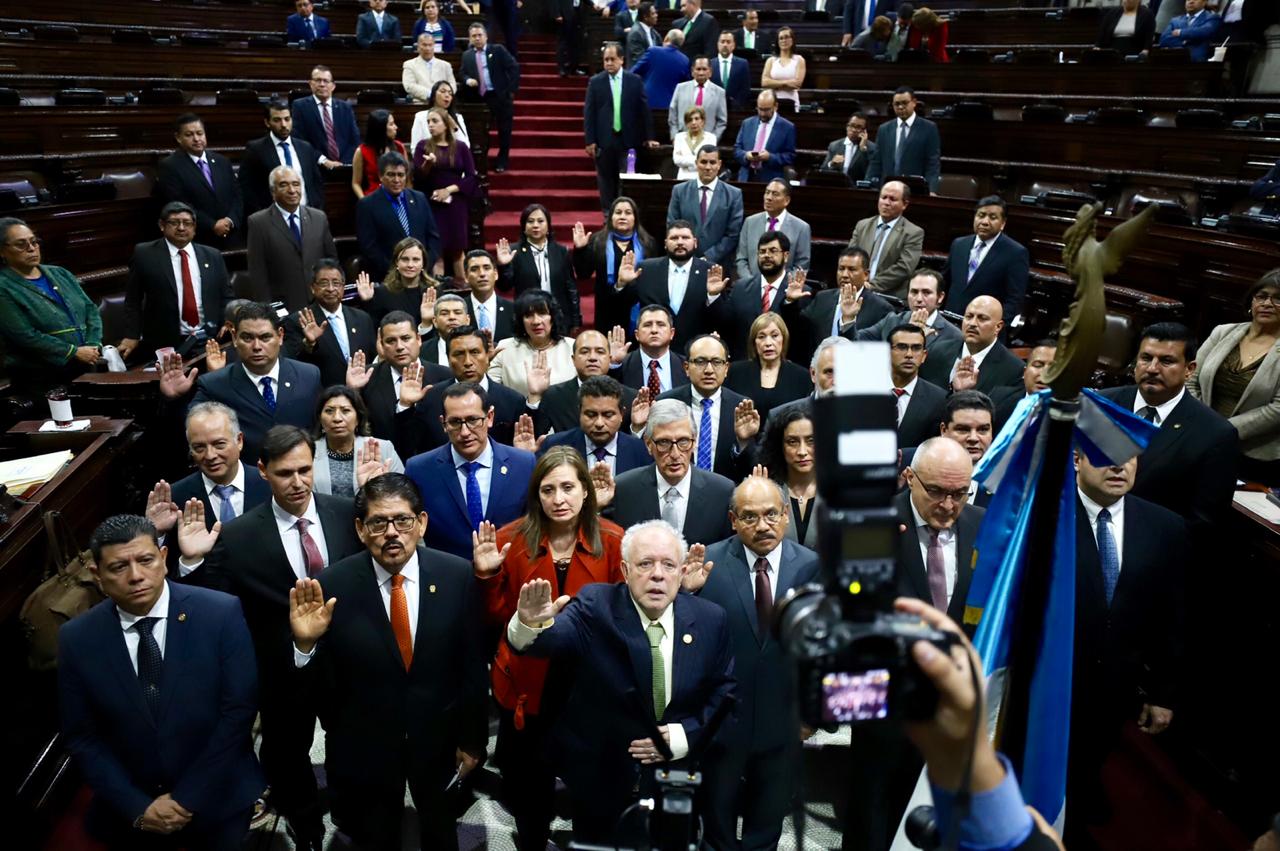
[571, 195, 655, 333]
[312, 385, 405, 497]
[0, 217, 102, 393]
[496, 203, 582, 331]
[413, 107, 477, 281]
[726, 312, 813, 422]
[488, 289, 577, 396]
[756, 402, 819, 548]
[411, 80, 470, 153]
[356, 236, 440, 325]
[351, 108, 408, 198]
[762, 27, 805, 113]
[472, 446, 624, 851]
[412, 0, 456, 51]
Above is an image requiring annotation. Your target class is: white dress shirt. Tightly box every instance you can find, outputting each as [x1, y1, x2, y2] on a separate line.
[526, 239, 552, 291]
[470, 292, 499, 330]
[894, 375, 918, 424]
[759, 269, 787, 313]
[452, 441, 494, 517]
[1078, 490, 1125, 574]
[270, 133, 308, 206]
[950, 339, 998, 383]
[693, 177, 720, 216]
[273, 498, 331, 581]
[243, 359, 282, 400]
[968, 232, 999, 275]
[202, 461, 247, 520]
[656, 467, 693, 531]
[117, 580, 170, 674]
[166, 239, 204, 333]
[745, 541, 783, 603]
[909, 495, 958, 603]
[1133, 386, 1184, 426]
[296, 551, 422, 667]
[319, 303, 352, 359]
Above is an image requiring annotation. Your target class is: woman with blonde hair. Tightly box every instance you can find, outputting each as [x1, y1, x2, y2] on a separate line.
[355, 236, 440, 325]
[671, 105, 717, 180]
[725, 311, 813, 422]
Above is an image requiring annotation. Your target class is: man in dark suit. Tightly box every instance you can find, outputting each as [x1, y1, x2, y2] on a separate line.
[1099, 322, 1238, 535]
[119, 202, 232, 362]
[865, 86, 942, 194]
[348, 311, 453, 442]
[286, 0, 330, 43]
[614, 0, 640, 37]
[355, 0, 402, 47]
[650, 337, 749, 481]
[239, 99, 326, 219]
[460, 249, 514, 345]
[246, 165, 338, 311]
[944, 196, 1030, 321]
[506, 520, 735, 845]
[625, 3, 662, 67]
[822, 113, 878, 184]
[585, 41, 657, 211]
[290, 66, 362, 166]
[992, 339, 1055, 433]
[480, 0, 522, 56]
[404, 382, 535, 559]
[920, 295, 1025, 395]
[461, 22, 520, 171]
[620, 222, 726, 353]
[608, 399, 735, 545]
[178, 426, 364, 849]
[667, 146, 744, 269]
[691, 476, 821, 851]
[356, 152, 441, 281]
[554, 0, 586, 76]
[539, 375, 651, 474]
[155, 113, 244, 250]
[59, 515, 263, 850]
[288, 473, 488, 851]
[890, 323, 948, 449]
[733, 8, 771, 55]
[858, 269, 962, 354]
[940, 390, 995, 507]
[420, 293, 473, 365]
[723, 230, 798, 361]
[711, 31, 752, 108]
[675, 0, 720, 59]
[780, 246, 894, 366]
[535, 330, 638, 434]
[611, 304, 691, 394]
[734, 91, 797, 183]
[281, 259, 377, 388]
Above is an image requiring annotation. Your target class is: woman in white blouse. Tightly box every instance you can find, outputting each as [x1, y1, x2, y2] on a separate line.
[487, 289, 577, 397]
[411, 80, 470, 154]
[671, 106, 717, 180]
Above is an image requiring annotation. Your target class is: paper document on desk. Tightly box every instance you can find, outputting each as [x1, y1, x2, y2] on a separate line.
[0, 450, 74, 491]
[1233, 490, 1280, 523]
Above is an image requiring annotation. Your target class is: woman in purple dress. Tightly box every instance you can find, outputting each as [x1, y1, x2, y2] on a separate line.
[413, 107, 477, 280]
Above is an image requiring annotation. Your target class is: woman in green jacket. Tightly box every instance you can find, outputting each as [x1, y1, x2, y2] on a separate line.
[0, 218, 102, 392]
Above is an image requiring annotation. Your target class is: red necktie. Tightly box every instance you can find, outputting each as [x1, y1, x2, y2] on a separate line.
[696, 85, 704, 106]
[295, 518, 325, 577]
[320, 100, 339, 160]
[753, 556, 773, 640]
[178, 248, 198, 327]
[647, 358, 663, 398]
[892, 388, 906, 398]
[390, 574, 413, 670]
[761, 282, 774, 313]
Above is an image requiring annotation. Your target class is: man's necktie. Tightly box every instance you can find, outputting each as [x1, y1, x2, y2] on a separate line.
[926, 529, 948, 610]
[895, 121, 909, 173]
[280, 140, 294, 167]
[477, 52, 490, 96]
[212, 484, 237, 525]
[669, 266, 687, 313]
[767, 216, 778, 232]
[745, 31, 753, 49]
[327, 313, 350, 359]
[260, 376, 277, 412]
[967, 239, 986, 282]
[464, 460, 485, 530]
[477, 303, 491, 331]
[893, 387, 906, 423]
[647, 621, 666, 719]
[1096, 508, 1120, 605]
[393, 195, 411, 236]
[661, 486, 681, 527]
[390, 573, 413, 670]
[695, 84, 704, 107]
[752, 121, 768, 168]
[592, 444, 609, 464]
[1137, 405, 1158, 424]
[288, 212, 302, 245]
[197, 158, 214, 190]
[611, 75, 622, 133]
[683, 17, 694, 35]
[869, 222, 890, 278]
[134, 617, 163, 717]
[761, 280, 774, 313]
[306, 17, 316, 40]
[699, 185, 709, 224]
[295, 517, 326, 577]
[696, 397, 713, 470]
[321, 100, 340, 160]
[177, 248, 199, 327]
[721, 58, 730, 86]
[647, 358, 663, 397]
[753, 556, 773, 640]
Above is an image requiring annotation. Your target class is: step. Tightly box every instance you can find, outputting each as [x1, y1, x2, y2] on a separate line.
[505, 130, 583, 146]
[513, 87, 592, 102]
[488, 168, 597, 190]
[510, 115, 584, 132]
[488, 148, 597, 169]
[483, 210, 605, 234]
[489, 188, 602, 212]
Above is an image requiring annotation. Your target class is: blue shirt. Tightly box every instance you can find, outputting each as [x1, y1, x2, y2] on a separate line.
[929, 753, 1036, 851]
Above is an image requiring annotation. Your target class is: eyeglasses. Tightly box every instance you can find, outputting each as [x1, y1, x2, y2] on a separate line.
[890, 343, 924, 353]
[1253, 292, 1280, 305]
[650, 436, 694, 454]
[162, 219, 195, 229]
[6, 238, 40, 250]
[632, 558, 681, 575]
[689, 357, 728, 369]
[910, 471, 969, 504]
[443, 415, 486, 433]
[735, 509, 784, 527]
[362, 515, 417, 534]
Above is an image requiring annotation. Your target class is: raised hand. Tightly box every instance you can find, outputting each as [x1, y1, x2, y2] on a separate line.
[630, 386, 652, 431]
[589, 461, 616, 507]
[158, 352, 197, 399]
[909, 307, 937, 337]
[951, 356, 979, 392]
[751, 464, 770, 480]
[572, 221, 591, 250]
[733, 398, 760, 444]
[420, 285, 437, 329]
[608, 324, 631, 365]
[176, 498, 220, 560]
[204, 338, 226, 372]
[680, 542, 714, 592]
[616, 250, 641, 287]
[785, 268, 811, 303]
[399, 360, 432, 407]
[513, 413, 538, 453]
[706, 263, 727, 296]
[298, 309, 329, 347]
[839, 281, 862, 325]
[495, 236, 515, 266]
[517, 578, 570, 626]
[289, 577, 336, 653]
[355, 440, 389, 487]
[145, 480, 180, 534]
[525, 349, 551, 400]
[355, 271, 375, 302]
[472, 520, 512, 578]
[345, 350, 373, 390]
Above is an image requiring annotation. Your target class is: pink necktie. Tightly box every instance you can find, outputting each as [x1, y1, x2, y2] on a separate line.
[767, 216, 778, 231]
[752, 121, 768, 169]
[696, 85, 704, 106]
[477, 52, 489, 96]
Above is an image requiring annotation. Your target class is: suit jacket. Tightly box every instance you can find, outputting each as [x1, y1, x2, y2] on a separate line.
[1099, 385, 1238, 530]
[675, 11, 721, 59]
[405, 440, 535, 558]
[355, 9, 402, 46]
[460, 43, 521, 100]
[499, 240, 582, 329]
[654, 384, 747, 479]
[865, 115, 942, 193]
[123, 239, 230, 352]
[402, 56, 457, 104]
[848, 214, 924, 300]
[631, 257, 725, 352]
[844, 0, 897, 36]
[858, 308, 962, 353]
[734, 115, 798, 182]
[612, 349, 690, 393]
[246, 205, 338, 311]
[945, 233, 1031, 320]
[897, 377, 948, 448]
[238, 133, 326, 218]
[631, 45, 691, 110]
[709, 54, 751, 108]
[539, 427, 652, 474]
[614, 7, 637, 37]
[779, 285, 896, 366]
[626, 22, 661, 67]
[189, 359, 321, 464]
[822, 136, 878, 183]
[893, 490, 984, 629]
[356, 188, 441, 281]
[1097, 5, 1156, 52]
[58, 582, 263, 827]
[534, 376, 637, 434]
[394, 376, 530, 459]
[1158, 10, 1222, 61]
[585, 70, 654, 151]
[732, 26, 772, 56]
[667, 179, 744, 269]
[165, 465, 272, 575]
[286, 12, 330, 42]
[360, 358, 452, 441]
[281, 301, 377, 388]
[462, 294, 515, 346]
[611, 464, 735, 545]
[154, 151, 244, 249]
[919, 338, 1025, 395]
[734, 211, 812, 281]
[1187, 322, 1280, 460]
[669, 80, 727, 140]
[990, 385, 1024, 435]
[290, 95, 362, 163]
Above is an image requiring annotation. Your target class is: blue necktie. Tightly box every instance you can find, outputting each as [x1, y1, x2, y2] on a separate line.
[476, 303, 491, 332]
[463, 461, 485, 530]
[696, 397, 713, 470]
[260, 376, 277, 412]
[306, 17, 316, 40]
[134, 617, 163, 717]
[1096, 507, 1120, 605]
[280, 140, 294, 167]
[328, 313, 350, 360]
[288, 212, 302, 245]
[393, 194, 411, 236]
[212, 484, 237, 525]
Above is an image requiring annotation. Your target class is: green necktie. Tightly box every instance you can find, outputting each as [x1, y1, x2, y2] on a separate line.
[721, 58, 729, 85]
[611, 75, 622, 133]
[647, 621, 666, 720]
[683, 18, 694, 35]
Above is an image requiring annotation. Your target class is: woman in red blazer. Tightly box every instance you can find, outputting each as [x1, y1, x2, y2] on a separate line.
[473, 445, 625, 851]
[906, 7, 950, 63]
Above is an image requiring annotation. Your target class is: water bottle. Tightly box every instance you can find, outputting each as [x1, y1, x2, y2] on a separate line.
[626, 148, 637, 175]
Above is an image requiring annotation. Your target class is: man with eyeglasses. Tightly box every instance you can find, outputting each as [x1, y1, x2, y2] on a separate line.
[724, 229, 801, 361]
[119, 201, 233, 362]
[688, 475, 820, 851]
[890, 323, 947, 450]
[288, 472, 487, 851]
[282, 259, 377, 388]
[822, 113, 877, 185]
[290, 65, 361, 168]
[406, 382, 534, 559]
[247, 165, 338, 311]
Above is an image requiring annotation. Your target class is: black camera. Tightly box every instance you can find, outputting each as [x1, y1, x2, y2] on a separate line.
[773, 342, 958, 727]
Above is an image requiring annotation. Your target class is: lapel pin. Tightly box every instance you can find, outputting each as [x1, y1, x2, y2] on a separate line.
[429, 584, 437, 593]
[1173, 423, 1182, 429]
[682, 633, 693, 644]
[203, 263, 209, 269]
[285, 382, 292, 388]
[177, 613, 187, 622]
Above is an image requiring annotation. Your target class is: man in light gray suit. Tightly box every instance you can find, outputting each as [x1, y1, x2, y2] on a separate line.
[848, 179, 923, 300]
[666, 146, 743, 268]
[735, 178, 811, 281]
[626, 2, 661, 66]
[668, 58, 727, 140]
[247, 165, 338, 311]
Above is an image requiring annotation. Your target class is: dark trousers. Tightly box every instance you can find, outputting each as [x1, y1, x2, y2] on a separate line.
[484, 92, 515, 166]
[594, 140, 630, 212]
[488, 0, 521, 56]
[258, 673, 321, 838]
[329, 758, 458, 851]
[90, 804, 251, 851]
[840, 723, 921, 851]
[497, 709, 556, 851]
[702, 740, 799, 851]
[555, 7, 581, 72]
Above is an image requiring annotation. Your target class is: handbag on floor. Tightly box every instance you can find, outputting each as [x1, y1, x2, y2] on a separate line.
[19, 510, 104, 671]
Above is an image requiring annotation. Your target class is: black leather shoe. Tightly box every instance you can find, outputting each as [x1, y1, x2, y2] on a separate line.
[494, 163, 509, 173]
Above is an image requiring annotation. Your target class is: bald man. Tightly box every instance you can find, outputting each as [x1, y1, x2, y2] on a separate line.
[919, 295, 1025, 395]
[533, 329, 637, 434]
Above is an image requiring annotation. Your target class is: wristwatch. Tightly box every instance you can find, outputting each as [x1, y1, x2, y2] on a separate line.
[133, 813, 146, 831]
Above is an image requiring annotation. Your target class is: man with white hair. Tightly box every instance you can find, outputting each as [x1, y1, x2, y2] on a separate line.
[246, 165, 337, 310]
[507, 518, 735, 845]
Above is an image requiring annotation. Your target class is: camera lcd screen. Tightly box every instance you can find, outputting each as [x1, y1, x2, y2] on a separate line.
[821, 669, 890, 722]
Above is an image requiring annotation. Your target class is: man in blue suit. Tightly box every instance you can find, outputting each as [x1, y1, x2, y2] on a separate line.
[356, 0, 402, 47]
[734, 91, 797, 183]
[585, 41, 657, 211]
[943, 195, 1030, 320]
[538, 375, 652, 475]
[356, 151, 441, 281]
[1157, 0, 1222, 61]
[690, 475, 821, 851]
[287, 0, 330, 43]
[667, 146, 744, 269]
[631, 29, 691, 110]
[507, 519, 735, 845]
[711, 31, 751, 108]
[405, 382, 535, 559]
[59, 514, 262, 849]
[865, 86, 942, 193]
[290, 66, 361, 166]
